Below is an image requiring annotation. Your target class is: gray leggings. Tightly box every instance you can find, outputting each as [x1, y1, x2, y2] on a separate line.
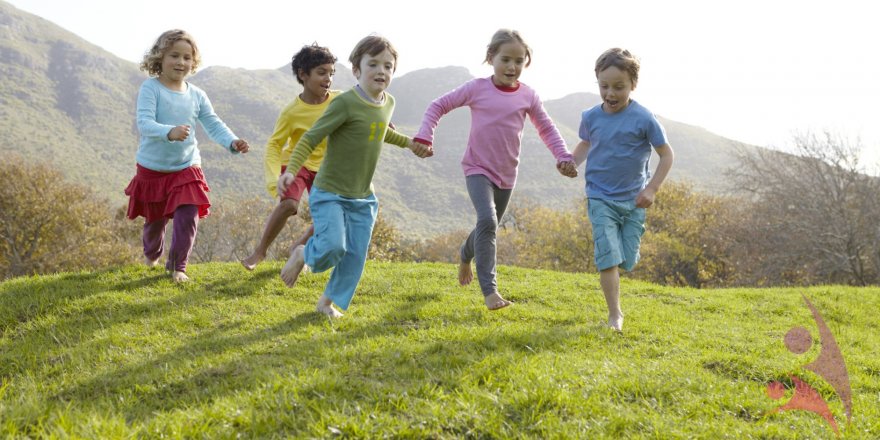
[462, 174, 513, 296]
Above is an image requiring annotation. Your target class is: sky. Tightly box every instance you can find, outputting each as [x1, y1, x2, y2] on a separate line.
[7, 0, 880, 167]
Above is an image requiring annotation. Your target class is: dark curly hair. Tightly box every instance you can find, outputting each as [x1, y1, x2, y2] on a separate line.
[291, 43, 337, 85]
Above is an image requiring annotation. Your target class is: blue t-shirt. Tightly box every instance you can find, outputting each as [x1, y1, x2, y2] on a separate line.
[579, 99, 668, 200]
[135, 78, 238, 172]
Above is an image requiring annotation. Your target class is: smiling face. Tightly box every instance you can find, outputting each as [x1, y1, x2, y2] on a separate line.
[299, 63, 335, 103]
[353, 48, 395, 100]
[158, 40, 194, 89]
[489, 42, 527, 87]
[597, 65, 636, 113]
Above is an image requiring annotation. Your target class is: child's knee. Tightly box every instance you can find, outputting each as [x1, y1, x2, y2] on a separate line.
[475, 215, 499, 232]
[592, 223, 624, 270]
[278, 198, 298, 216]
[310, 226, 346, 266]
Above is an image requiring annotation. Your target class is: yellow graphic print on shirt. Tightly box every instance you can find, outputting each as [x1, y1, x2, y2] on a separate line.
[368, 122, 387, 141]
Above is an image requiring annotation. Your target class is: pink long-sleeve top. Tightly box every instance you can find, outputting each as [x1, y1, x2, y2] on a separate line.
[415, 77, 572, 189]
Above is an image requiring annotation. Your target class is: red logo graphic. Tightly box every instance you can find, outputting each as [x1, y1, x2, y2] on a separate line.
[766, 294, 852, 435]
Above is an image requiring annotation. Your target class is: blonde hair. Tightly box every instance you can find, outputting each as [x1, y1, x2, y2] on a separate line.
[139, 29, 201, 76]
[485, 29, 531, 67]
[595, 48, 640, 85]
[349, 35, 398, 73]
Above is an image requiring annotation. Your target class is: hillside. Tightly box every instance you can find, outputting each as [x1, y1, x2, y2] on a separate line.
[0, 1, 753, 236]
[1, 262, 877, 437]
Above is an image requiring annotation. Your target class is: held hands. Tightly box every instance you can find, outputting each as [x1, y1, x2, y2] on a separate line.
[231, 139, 250, 153]
[167, 125, 191, 141]
[409, 140, 433, 158]
[635, 186, 657, 208]
[556, 160, 578, 178]
[277, 172, 295, 195]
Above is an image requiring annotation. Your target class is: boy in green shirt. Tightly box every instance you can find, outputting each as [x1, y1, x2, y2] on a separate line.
[278, 35, 431, 317]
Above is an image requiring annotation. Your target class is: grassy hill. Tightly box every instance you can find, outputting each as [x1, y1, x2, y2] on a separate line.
[1, 262, 877, 438]
[1, 1, 755, 237]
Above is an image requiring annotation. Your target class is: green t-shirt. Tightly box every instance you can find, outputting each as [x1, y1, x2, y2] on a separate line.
[286, 88, 411, 198]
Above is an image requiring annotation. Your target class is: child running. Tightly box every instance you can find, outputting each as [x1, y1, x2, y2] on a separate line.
[572, 48, 674, 331]
[241, 43, 340, 271]
[413, 29, 577, 310]
[278, 35, 431, 317]
[125, 29, 250, 283]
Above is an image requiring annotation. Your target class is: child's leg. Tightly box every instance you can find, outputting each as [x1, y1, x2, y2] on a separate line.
[588, 198, 632, 331]
[599, 266, 623, 331]
[280, 244, 306, 287]
[316, 293, 344, 318]
[242, 198, 298, 270]
[321, 194, 378, 312]
[166, 204, 199, 280]
[143, 217, 168, 266]
[281, 188, 343, 289]
[291, 224, 315, 252]
[279, 225, 316, 286]
[462, 175, 513, 308]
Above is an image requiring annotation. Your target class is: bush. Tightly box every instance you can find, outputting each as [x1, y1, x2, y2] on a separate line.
[499, 198, 594, 273]
[635, 181, 736, 287]
[191, 196, 309, 263]
[0, 158, 137, 279]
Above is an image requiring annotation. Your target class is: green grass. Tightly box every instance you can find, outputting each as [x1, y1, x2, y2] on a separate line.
[1, 262, 878, 438]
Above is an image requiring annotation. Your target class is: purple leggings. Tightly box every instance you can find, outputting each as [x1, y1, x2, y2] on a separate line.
[142, 204, 199, 272]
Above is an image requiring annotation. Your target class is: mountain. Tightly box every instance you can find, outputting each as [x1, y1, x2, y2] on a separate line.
[0, 1, 752, 236]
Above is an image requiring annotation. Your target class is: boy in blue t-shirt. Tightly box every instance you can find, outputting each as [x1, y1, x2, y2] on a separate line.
[572, 48, 674, 332]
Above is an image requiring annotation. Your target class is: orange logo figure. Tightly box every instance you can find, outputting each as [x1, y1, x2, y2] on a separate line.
[766, 294, 852, 435]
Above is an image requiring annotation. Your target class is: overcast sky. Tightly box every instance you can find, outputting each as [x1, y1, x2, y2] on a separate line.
[8, 0, 880, 166]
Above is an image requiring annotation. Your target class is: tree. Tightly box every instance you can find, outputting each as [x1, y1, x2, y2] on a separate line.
[728, 131, 880, 285]
[0, 158, 137, 278]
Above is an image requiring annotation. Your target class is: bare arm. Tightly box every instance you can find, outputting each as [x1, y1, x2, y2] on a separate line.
[572, 140, 590, 167]
[635, 143, 674, 208]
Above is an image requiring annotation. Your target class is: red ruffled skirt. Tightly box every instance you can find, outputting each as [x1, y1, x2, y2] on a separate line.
[125, 165, 211, 222]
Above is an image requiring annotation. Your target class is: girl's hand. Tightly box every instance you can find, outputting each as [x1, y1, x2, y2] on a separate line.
[409, 140, 433, 158]
[556, 160, 578, 178]
[232, 139, 250, 153]
[167, 125, 191, 141]
[277, 172, 295, 194]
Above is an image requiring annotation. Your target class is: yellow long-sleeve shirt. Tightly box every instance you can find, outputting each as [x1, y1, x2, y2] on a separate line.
[263, 90, 341, 196]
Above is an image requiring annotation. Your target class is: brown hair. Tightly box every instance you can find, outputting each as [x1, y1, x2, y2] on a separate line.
[139, 29, 201, 76]
[595, 48, 640, 85]
[485, 29, 531, 67]
[348, 35, 398, 73]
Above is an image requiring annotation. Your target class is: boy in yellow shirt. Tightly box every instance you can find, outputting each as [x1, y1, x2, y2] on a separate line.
[242, 43, 340, 270]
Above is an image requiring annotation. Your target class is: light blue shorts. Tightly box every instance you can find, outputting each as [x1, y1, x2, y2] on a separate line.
[587, 198, 646, 272]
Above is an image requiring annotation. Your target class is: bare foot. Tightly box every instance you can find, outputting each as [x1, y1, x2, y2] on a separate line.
[171, 271, 190, 283]
[144, 256, 159, 267]
[280, 245, 305, 287]
[458, 261, 474, 286]
[240, 252, 264, 271]
[316, 294, 344, 318]
[607, 314, 624, 332]
[484, 292, 511, 311]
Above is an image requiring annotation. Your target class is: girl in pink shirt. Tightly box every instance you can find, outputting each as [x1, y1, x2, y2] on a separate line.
[414, 29, 577, 310]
